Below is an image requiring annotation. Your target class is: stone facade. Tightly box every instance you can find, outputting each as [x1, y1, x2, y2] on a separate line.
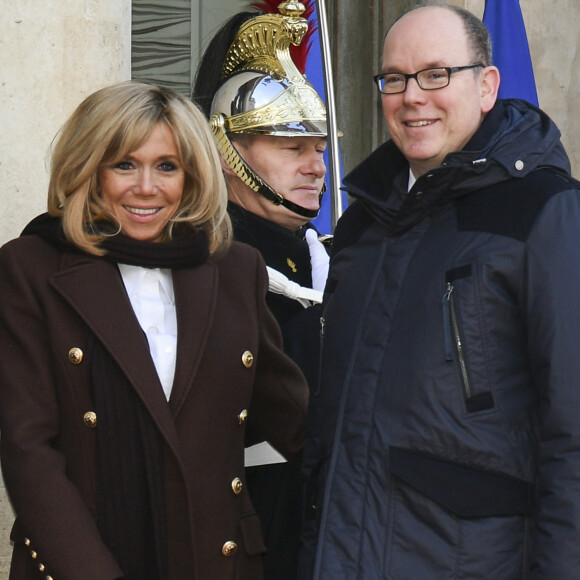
[0, 0, 131, 246]
[0, 0, 131, 574]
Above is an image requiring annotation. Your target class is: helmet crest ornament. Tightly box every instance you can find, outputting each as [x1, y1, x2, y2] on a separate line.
[248, 0, 317, 74]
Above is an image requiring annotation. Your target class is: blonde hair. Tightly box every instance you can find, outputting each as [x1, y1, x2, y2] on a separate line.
[48, 81, 232, 256]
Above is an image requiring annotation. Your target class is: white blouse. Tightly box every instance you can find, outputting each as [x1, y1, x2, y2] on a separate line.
[118, 263, 177, 400]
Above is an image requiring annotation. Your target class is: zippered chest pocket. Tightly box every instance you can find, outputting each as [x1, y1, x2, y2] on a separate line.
[443, 264, 495, 413]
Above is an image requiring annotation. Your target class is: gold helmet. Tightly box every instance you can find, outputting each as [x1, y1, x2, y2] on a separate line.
[209, 1, 327, 219]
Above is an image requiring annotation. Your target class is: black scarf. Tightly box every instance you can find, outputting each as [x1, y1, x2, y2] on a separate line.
[22, 213, 210, 578]
[21, 212, 209, 269]
[90, 334, 168, 579]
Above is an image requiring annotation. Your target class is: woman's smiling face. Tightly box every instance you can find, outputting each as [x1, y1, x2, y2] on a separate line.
[98, 122, 185, 241]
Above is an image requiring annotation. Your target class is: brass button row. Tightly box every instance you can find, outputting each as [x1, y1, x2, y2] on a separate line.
[71, 348, 254, 368]
[223, 352, 252, 561]
[72, 347, 252, 371]
[24, 538, 53, 579]
[69, 347, 250, 568]
[80, 396, 249, 433]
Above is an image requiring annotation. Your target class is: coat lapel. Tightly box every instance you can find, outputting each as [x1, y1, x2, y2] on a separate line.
[169, 262, 218, 416]
[50, 254, 182, 457]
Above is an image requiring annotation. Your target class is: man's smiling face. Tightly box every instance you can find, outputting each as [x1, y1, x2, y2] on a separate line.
[380, 6, 498, 178]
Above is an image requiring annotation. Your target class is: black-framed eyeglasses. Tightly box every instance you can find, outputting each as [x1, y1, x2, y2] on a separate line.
[374, 64, 484, 94]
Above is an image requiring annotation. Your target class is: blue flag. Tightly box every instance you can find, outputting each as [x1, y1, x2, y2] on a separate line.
[304, 6, 346, 234]
[483, 0, 538, 106]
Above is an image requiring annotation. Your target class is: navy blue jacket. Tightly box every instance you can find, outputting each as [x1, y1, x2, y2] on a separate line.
[300, 100, 580, 579]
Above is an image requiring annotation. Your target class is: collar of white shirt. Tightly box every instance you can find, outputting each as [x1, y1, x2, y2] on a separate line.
[118, 264, 175, 306]
[408, 169, 417, 192]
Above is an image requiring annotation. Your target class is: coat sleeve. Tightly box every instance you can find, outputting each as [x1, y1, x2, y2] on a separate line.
[246, 250, 309, 466]
[524, 190, 580, 579]
[0, 240, 123, 580]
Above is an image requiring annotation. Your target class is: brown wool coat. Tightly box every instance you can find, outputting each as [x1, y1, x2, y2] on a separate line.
[0, 233, 308, 580]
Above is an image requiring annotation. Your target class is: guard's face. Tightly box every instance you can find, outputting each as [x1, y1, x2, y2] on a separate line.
[380, 7, 498, 178]
[98, 123, 185, 242]
[230, 135, 327, 230]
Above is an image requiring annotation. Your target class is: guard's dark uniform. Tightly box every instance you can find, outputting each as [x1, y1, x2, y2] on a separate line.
[191, 4, 330, 578]
[230, 202, 322, 580]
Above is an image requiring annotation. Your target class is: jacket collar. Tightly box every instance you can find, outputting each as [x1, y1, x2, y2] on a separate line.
[342, 99, 570, 235]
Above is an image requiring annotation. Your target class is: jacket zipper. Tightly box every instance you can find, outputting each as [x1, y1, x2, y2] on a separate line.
[443, 281, 472, 399]
[315, 316, 326, 397]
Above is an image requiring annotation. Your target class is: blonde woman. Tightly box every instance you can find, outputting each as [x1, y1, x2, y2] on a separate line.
[0, 81, 308, 580]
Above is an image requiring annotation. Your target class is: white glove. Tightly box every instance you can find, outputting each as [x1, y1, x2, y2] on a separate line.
[305, 228, 330, 292]
[267, 267, 323, 307]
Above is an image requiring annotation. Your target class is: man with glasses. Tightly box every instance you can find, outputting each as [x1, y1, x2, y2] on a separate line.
[299, 2, 580, 578]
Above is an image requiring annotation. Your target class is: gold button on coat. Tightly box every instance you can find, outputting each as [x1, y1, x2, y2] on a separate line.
[83, 411, 97, 428]
[68, 347, 83, 364]
[241, 350, 254, 368]
[231, 478, 243, 495]
[222, 541, 238, 557]
[238, 409, 248, 426]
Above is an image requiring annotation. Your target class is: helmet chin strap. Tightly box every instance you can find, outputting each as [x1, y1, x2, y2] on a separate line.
[255, 181, 323, 220]
[274, 183, 325, 219]
[211, 113, 322, 220]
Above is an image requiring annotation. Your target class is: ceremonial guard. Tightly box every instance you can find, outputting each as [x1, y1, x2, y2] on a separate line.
[193, 2, 332, 578]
